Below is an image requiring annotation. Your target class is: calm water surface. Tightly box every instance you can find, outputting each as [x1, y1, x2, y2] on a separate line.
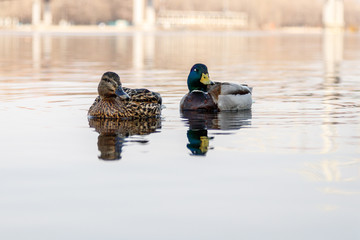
[1, 31, 360, 239]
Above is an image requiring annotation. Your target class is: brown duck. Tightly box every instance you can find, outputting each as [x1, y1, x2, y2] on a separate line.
[88, 72, 162, 119]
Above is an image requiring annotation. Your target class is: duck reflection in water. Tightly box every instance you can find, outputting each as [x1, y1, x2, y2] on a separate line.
[89, 118, 161, 160]
[182, 110, 252, 156]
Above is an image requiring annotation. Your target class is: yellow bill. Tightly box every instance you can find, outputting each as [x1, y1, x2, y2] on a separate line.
[199, 136, 209, 153]
[200, 73, 213, 85]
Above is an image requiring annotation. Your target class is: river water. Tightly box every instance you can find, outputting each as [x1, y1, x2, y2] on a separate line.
[1, 30, 359, 239]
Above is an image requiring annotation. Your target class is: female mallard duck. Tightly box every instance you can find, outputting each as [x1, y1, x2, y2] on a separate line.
[180, 63, 252, 112]
[88, 72, 162, 119]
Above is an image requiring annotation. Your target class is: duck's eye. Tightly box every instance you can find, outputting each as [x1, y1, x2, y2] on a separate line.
[103, 77, 111, 83]
[194, 68, 197, 72]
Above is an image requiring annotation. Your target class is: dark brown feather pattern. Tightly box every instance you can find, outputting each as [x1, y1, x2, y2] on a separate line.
[88, 96, 161, 119]
[88, 72, 162, 119]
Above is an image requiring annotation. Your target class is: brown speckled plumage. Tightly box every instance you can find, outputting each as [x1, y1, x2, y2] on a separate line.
[123, 87, 162, 105]
[88, 72, 162, 119]
[89, 117, 161, 136]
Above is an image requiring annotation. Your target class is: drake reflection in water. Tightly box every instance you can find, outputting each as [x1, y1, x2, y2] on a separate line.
[89, 118, 161, 160]
[181, 110, 252, 156]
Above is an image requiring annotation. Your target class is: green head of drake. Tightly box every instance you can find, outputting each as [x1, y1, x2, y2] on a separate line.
[187, 63, 214, 92]
[98, 71, 129, 100]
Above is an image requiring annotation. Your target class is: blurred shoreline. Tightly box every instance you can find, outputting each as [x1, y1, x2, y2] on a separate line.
[0, 25, 329, 34]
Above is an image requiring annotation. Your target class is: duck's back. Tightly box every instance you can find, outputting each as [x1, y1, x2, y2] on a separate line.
[124, 88, 162, 104]
[208, 82, 252, 111]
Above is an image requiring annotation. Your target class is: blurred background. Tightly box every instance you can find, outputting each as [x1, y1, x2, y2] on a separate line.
[0, 0, 359, 31]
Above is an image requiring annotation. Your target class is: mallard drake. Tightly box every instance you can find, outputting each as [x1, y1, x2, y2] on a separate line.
[180, 63, 252, 112]
[88, 72, 162, 119]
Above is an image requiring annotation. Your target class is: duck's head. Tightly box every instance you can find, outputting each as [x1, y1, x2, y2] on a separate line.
[98, 72, 129, 100]
[187, 63, 214, 92]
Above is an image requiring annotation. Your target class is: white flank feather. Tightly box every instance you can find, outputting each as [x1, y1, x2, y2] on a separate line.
[218, 93, 252, 111]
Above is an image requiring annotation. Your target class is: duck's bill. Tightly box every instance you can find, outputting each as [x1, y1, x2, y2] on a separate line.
[116, 87, 130, 100]
[200, 73, 214, 85]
